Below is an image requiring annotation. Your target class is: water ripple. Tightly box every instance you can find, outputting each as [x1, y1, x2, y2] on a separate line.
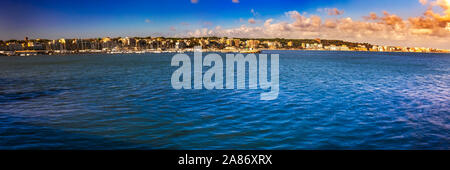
[0, 52, 449, 149]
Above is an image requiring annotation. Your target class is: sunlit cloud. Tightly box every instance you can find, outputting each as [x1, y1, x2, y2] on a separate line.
[191, 0, 199, 4]
[420, 0, 428, 5]
[232, 0, 240, 3]
[248, 18, 256, 24]
[185, 0, 450, 49]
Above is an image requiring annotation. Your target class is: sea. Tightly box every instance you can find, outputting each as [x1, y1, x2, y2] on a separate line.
[0, 50, 449, 149]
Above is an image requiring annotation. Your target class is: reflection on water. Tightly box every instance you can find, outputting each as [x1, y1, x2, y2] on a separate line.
[0, 51, 449, 149]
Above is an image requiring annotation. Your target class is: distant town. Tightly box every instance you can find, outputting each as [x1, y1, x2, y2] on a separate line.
[0, 36, 449, 56]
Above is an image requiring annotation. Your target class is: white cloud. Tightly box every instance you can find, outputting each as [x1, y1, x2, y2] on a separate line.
[251, 9, 259, 16]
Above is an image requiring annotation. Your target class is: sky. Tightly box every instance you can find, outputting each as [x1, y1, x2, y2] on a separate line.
[1, 0, 449, 48]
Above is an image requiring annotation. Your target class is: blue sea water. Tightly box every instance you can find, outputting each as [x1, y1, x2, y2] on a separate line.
[0, 51, 449, 149]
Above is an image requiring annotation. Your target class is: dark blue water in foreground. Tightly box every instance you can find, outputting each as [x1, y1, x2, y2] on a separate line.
[0, 51, 449, 149]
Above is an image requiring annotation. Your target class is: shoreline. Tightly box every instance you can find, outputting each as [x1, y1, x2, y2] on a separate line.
[2, 49, 450, 57]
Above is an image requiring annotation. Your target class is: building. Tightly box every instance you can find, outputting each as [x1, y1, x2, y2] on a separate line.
[287, 41, 293, 47]
[246, 40, 260, 49]
[175, 40, 186, 49]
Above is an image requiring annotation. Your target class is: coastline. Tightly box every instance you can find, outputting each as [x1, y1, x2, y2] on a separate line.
[2, 48, 450, 57]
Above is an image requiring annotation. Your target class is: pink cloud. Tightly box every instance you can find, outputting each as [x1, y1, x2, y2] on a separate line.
[419, 0, 428, 5]
[318, 8, 344, 16]
[328, 8, 345, 16]
[248, 18, 256, 24]
[185, 0, 450, 49]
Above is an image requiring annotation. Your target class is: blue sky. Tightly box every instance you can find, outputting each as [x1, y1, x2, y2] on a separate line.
[0, 0, 428, 40]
